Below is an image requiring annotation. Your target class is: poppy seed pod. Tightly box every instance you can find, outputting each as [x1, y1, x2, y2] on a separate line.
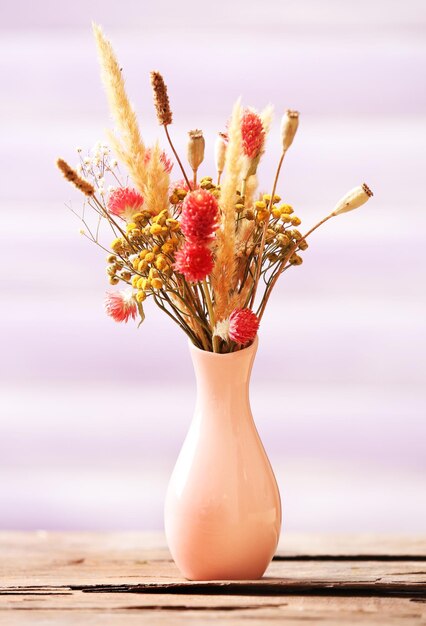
[187, 129, 205, 173]
[332, 183, 373, 216]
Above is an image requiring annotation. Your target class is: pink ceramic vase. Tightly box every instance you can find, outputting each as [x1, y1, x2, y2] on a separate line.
[164, 336, 282, 580]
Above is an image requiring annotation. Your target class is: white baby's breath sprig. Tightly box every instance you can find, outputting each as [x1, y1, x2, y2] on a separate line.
[332, 183, 373, 216]
[281, 110, 299, 152]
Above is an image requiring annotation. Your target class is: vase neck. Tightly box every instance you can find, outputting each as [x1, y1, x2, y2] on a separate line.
[189, 338, 258, 424]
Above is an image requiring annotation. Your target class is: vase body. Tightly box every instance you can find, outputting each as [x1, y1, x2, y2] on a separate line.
[164, 336, 281, 580]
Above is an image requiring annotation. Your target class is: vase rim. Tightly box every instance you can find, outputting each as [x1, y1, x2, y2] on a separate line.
[188, 335, 258, 358]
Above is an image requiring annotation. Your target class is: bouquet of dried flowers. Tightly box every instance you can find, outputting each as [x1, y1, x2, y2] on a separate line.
[57, 24, 373, 353]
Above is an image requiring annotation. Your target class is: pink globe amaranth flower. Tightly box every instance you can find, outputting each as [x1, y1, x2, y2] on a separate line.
[174, 242, 214, 283]
[180, 189, 219, 243]
[144, 148, 174, 174]
[229, 308, 259, 345]
[107, 187, 144, 221]
[241, 109, 265, 159]
[170, 178, 196, 193]
[105, 291, 137, 323]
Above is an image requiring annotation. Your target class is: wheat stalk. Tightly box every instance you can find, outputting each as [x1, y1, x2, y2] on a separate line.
[144, 142, 170, 215]
[92, 23, 147, 193]
[212, 99, 243, 322]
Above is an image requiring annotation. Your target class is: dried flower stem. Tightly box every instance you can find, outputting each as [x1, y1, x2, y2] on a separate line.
[164, 125, 191, 189]
[152, 291, 200, 347]
[249, 149, 286, 307]
[257, 213, 333, 320]
[183, 283, 210, 350]
[201, 279, 217, 351]
[90, 195, 137, 252]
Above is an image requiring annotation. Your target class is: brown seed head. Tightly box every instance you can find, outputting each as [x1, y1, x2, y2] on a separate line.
[56, 158, 95, 196]
[150, 71, 173, 126]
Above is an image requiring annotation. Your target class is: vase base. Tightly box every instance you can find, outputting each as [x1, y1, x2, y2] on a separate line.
[177, 563, 269, 582]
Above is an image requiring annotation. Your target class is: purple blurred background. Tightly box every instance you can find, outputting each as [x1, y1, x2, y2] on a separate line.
[0, 0, 425, 532]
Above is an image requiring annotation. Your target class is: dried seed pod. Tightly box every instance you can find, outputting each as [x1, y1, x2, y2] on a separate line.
[187, 129, 205, 174]
[281, 110, 299, 152]
[215, 132, 228, 180]
[332, 183, 373, 215]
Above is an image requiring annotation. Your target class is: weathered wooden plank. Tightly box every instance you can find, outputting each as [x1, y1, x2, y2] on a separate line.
[2, 531, 425, 558]
[278, 533, 426, 558]
[0, 533, 425, 625]
[0, 533, 425, 592]
[0, 596, 424, 625]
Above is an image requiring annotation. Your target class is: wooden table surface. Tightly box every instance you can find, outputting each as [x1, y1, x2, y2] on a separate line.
[0, 533, 425, 624]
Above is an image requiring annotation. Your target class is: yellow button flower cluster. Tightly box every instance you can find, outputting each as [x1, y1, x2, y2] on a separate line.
[169, 188, 189, 205]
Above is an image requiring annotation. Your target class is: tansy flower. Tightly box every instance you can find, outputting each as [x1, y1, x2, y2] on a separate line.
[144, 148, 174, 174]
[107, 187, 144, 221]
[229, 308, 259, 345]
[241, 109, 265, 159]
[174, 242, 214, 283]
[104, 290, 137, 323]
[180, 189, 219, 243]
